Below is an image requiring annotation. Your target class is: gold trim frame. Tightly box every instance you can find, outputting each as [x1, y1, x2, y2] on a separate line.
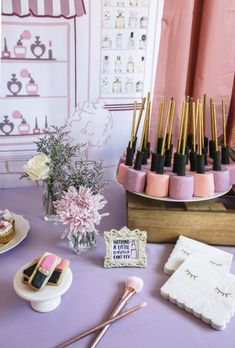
[104, 226, 147, 268]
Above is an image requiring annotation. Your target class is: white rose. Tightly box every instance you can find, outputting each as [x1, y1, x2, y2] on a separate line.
[23, 153, 50, 181]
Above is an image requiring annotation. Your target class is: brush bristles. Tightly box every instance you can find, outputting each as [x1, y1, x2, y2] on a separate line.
[126, 276, 144, 293]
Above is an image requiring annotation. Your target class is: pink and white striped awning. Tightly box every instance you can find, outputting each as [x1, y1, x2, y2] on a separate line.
[2, 0, 86, 19]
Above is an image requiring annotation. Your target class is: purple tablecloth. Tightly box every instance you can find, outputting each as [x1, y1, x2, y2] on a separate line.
[1, 184, 235, 348]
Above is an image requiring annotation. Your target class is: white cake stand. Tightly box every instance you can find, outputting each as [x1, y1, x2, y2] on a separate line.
[13, 264, 73, 312]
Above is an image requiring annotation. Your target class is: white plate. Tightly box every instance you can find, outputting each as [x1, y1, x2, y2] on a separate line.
[0, 212, 30, 254]
[115, 176, 232, 202]
[132, 185, 232, 203]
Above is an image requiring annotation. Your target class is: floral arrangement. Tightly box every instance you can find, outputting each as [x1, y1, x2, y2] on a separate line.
[22, 126, 106, 223]
[54, 186, 108, 240]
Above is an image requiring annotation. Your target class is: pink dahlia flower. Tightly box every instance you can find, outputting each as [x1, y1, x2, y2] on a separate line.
[55, 186, 108, 240]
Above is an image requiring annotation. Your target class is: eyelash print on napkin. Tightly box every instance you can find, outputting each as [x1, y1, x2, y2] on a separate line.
[185, 269, 199, 280]
[210, 261, 223, 267]
[215, 287, 232, 298]
[181, 249, 190, 256]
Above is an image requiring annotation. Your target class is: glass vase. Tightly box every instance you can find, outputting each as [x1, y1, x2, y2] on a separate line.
[42, 182, 58, 222]
[69, 232, 97, 254]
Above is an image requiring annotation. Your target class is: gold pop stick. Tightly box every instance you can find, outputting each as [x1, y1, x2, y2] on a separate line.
[192, 101, 196, 152]
[155, 101, 163, 151]
[161, 99, 172, 155]
[222, 99, 227, 146]
[195, 99, 200, 131]
[55, 303, 147, 348]
[144, 100, 151, 148]
[134, 97, 146, 139]
[210, 98, 215, 140]
[198, 101, 202, 156]
[182, 102, 189, 155]
[130, 101, 137, 148]
[167, 99, 175, 150]
[177, 102, 186, 153]
[203, 93, 206, 134]
[213, 102, 218, 152]
[140, 100, 150, 151]
[201, 107, 205, 149]
[159, 96, 164, 137]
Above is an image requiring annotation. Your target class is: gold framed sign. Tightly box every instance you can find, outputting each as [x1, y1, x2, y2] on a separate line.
[104, 226, 147, 268]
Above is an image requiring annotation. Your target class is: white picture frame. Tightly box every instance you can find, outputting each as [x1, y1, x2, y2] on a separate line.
[104, 226, 147, 268]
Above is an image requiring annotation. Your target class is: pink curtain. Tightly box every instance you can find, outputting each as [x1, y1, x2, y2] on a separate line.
[150, 0, 235, 148]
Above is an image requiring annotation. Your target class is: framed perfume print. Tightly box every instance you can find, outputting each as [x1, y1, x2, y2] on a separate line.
[104, 226, 147, 268]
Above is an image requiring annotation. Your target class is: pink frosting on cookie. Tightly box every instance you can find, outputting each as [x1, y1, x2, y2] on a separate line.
[41, 254, 57, 270]
[169, 174, 194, 200]
[124, 168, 147, 193]
[213, 168, 230, 192]
[193, 172, 215, 197]
[117, 163, 129, 185]
[145, 172, 170, 197]
[57, 259, 69, 271]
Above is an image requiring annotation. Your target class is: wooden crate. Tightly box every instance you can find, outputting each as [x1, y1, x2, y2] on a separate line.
[126, 189, 235, 245]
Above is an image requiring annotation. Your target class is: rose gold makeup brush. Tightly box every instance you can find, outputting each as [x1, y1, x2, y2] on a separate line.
[55, 302, 147, 348]
[89, 276, 144, 348]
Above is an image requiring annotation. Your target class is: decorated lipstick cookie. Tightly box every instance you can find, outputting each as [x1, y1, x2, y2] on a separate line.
[47, 259, 70, 286]
[22, 256, 40, 283]
[28, 252, 60, 291]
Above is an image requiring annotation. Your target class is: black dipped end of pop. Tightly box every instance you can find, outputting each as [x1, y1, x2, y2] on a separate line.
[125, 147, 134, 166]
[222, 145, 230, 165]
[150, 152, 157, 172]
[134, 151, 144, 171]
[165, 144, 173, 167]
[157, 137, 163, 154]
[156, 154, 165, 174]
[213, 151, 221, 171]
[177, 154, 187, 176]
[189, 151, 197, 172]
[197, 154, 205, 174]
[209, 139, 216, 159]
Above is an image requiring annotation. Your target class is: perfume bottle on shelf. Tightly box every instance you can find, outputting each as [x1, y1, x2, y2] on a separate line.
[33, 117, 40, 134]
[26, 75, 38, 96]
[7, 74, 22, 96]
[2, 37, 11, 58]
[115, 11, 125, 28]
[137, 56, 145, 72]
[102, 56, 110, 73]
[0, 116, 14, 135]
[127, 32, 135, 49]
[128, 11, 137, 29]
[102, 10, 112, 28]
[102, 36, 112, 49]
[117, 0, 125, 6]
[139, 34, 147, 49]
[126, 57, 135, 73]
[113, 77, 122, 93]
[43, 116, 50, 133]
[136, 80, 143, 92]
[31, 36, 46, 59]
[14, 37, 27, 59]
[48, 40, 53, 60]
[114, 56, 122, 73]
[129, 0, 138, 6]
[18, 117, 30, 135]
[125, 78, 134, 93]
[115, 33, 123, 49]
[101, 77, 109, 93]
[140, 16, 148, 28]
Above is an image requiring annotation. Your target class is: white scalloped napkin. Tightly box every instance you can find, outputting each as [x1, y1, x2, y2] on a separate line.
[164, 235, 233, 275]
[161, 255, 235, 330]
